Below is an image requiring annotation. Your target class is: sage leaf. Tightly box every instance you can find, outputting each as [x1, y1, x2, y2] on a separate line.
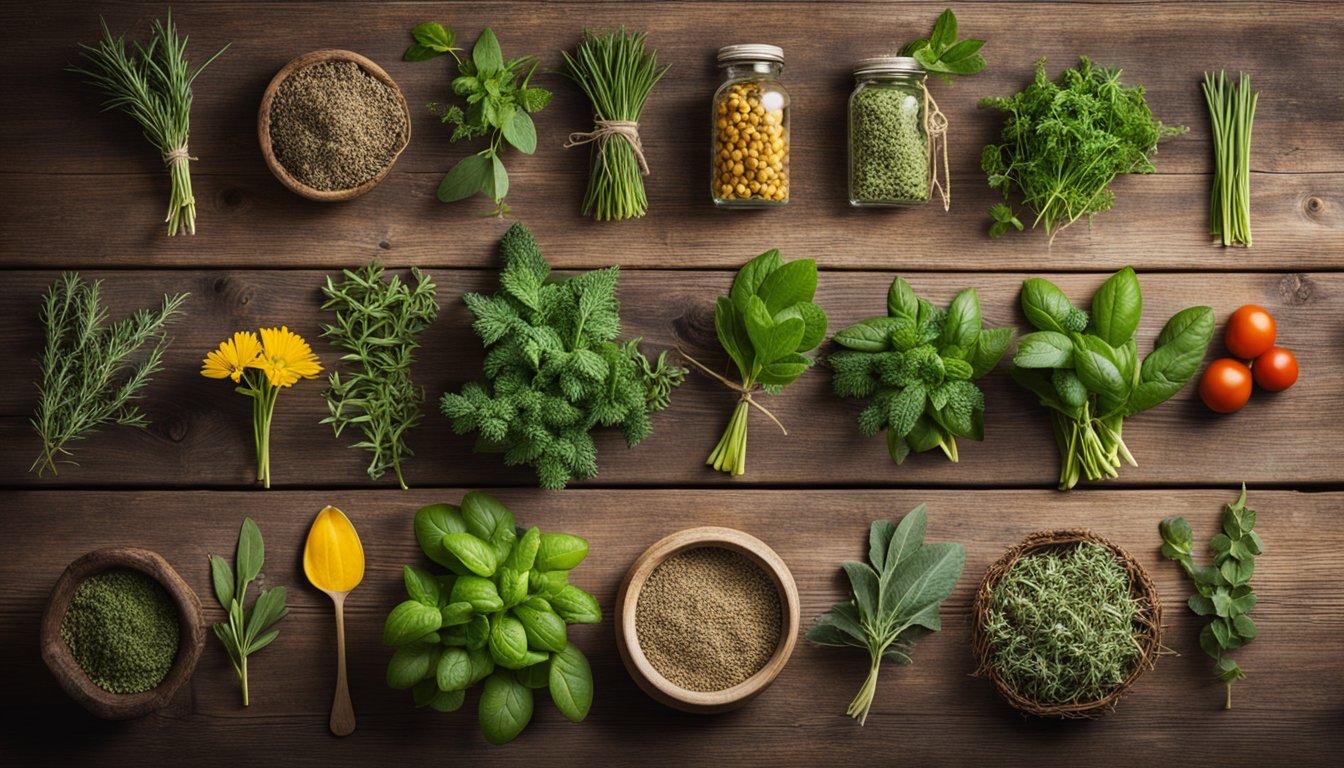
[209, 554, 234, 609]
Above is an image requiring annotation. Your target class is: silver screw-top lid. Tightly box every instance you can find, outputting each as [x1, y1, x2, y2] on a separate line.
[853, 56, 925, 77]
[718, 44, 785, 65]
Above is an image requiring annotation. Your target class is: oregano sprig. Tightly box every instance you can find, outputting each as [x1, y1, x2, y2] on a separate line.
[1159, 485, 1263, 709]
[209, 517, 288, 707]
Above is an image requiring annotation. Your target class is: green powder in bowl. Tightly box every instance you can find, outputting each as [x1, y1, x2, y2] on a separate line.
[634, 547, 782, 692]
[60, 567, 180, 694]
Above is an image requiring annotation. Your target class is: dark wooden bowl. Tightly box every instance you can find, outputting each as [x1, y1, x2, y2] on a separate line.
[40, 547, 206, 720]
[615, 527, 800, 713]
[257, 49, 411, 201]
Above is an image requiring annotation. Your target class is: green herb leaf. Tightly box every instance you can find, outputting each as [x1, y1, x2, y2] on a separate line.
[479, 670, 534, 745]
[513, 602, 567, 653]
[451, 575, 505, 613]
[549, 585, 602, 624]
[443, 533, 499, 577]
[405, 566, 442, 607]
[438, 154, 494, 203]
[548, 642, 594, 722]
[404, 44, 441, 62]
[388, 643, 439, 689]
[536, 533, 589, 571]
[384, 600, 444, 646]
[502, 109, 537, 154]
[489, 614, 530, 668]
[209, 555, 234, 609]
[412, 22, 455, 51]
[414, 503, 470, 572]
[1089, 267, 1142, 347]
[473, 28, 504, 76]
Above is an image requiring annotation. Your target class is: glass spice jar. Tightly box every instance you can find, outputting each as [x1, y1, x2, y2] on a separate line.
[712, 44, 790, 207]
[848, 57, 931, 207]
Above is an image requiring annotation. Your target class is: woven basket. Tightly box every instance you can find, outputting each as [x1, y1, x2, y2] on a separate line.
[971, 529, 1162, 718]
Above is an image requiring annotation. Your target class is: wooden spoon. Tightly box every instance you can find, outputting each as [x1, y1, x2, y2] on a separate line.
[303, 505, 365, 737]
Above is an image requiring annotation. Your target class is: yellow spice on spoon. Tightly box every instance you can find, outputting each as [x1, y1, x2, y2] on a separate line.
[304, 505, 365, 592]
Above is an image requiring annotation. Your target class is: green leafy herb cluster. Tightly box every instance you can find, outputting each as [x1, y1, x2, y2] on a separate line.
[1160, 485, 1263, 709]
[406, 22, 553, 217]
[898, 8, 986, 81]
[706, 250, 828, 476]
[209, 518, 288, 707]
[829, 277, 1012, 465]
[384, 493, 600, 745]
[441, 222, 684, 489]
[31, 273, 188, 476]
[983, 542, 1140, 705]
[320, 261, 439, 489]
[1010, 268, 1213, 489]
[980, 57, 1185, 242]
[808, 506, 965, 725]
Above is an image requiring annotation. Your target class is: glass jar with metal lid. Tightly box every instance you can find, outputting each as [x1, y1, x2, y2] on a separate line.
[712, 44, 790, 207]
[849, 56, 930, 207]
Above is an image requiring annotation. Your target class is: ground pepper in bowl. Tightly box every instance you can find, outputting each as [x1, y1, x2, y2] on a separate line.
[634, 547, 782, 692]
[269, 59, 409, 191]
[59, 567, 180, 694]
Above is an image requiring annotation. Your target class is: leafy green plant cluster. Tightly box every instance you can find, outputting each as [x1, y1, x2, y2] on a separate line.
[808, 506, 965, 725]
[209, 518, 288, 707]
[706, 250, 828, 476]
[31, 273, 188, 476]
[898, 8, 986, 80]
[441, 222, 684, 489]
[1160, 485, 1263, 709]
[384, 493, 600, 745]
[405, 22, 553, 216]
[1010, 267, 1213, 489]
[829, 277, 1012, 465]
[320, 261, 439, 489]
[980, 57, 1185, 242]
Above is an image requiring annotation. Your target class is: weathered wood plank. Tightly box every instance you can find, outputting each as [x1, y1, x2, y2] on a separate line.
[1, 2, 1340, 270]
[1, 488, 1338, 766]
[2, 270, 1338, 488]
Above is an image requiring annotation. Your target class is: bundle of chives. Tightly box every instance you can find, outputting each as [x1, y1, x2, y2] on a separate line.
[561, 28, 670, 221]
[1202, 71, 1258, 247]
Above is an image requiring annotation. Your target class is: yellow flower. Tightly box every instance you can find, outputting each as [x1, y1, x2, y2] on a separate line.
[201, 331, 263, 383]
[258, 326, 323, 388]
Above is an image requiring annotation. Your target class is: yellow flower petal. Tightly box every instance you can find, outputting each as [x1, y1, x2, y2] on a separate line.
[202, 331, 263, 383]
[258, 326, 323, 388]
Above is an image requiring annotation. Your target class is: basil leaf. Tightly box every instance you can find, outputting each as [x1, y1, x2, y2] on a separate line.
[548, 642, 594, 723]
[529, 569, 569, 598]
[479, 670, 534, 745]
[429, 688, 466, 712]
[1020, 278, 1075, 333]
[730, 249, 784, 313]
[970, 326, 1013, 378]
[468, 646, 495, 683]
[502, 109, 537, 155]
[714, 295, 752, 380]
[462, 492, 516, 543]
[834, 317, 902, 353]
[404, 44, 441, 62]
[1072, 335, 1128, 404]
[415, 503, 469, 572]
[383, 600, 444, 646]
[450, 575, 504, 613]
[549, 585, 602, 624]
[887, 277, 919, 323]
[505, 526, 540, 573]
[437, 647, 473, 692]
[404, 565, 441, 607]
[940, 38, 985, 63]
[1089, 267, 1142, 347]
[1013, 331, 1073, 368]
[209, 554, 234, 609]
[443, 532, 498, 577]
[536, 533, 588, 571]
[440, 601, 474, 627]
[929, 8, 956, 52]
[489, 614, 530, 668]
[941, 288, 981, 350]
[1140, 305, 1214, 387]
[412, 21, 454, 51]
[387, 643, 439, 689]
[472, 28, 504, 76]
[437, 154, 493, 203]
[773, 302, 828, 353]
[466, 615, 491, 651]
[757, 258, 818, 314]
[513, 602, 567, 653]
[516, 658, 550, 689]
[745, 296, 805, 364]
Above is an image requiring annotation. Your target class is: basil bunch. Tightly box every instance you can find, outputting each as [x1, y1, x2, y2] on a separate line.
[1009, 267, 1213, 489]
[383, 493, 600, 744]
[829, 277, 1013, 464]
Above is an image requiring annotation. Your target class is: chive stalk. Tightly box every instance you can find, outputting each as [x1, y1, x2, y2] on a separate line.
[1202, 71, 1257, 247]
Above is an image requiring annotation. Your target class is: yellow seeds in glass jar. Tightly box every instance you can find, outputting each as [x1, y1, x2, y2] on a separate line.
[713, 82, 788, 203]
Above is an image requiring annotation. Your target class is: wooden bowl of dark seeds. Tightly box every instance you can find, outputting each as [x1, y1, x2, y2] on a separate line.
[615, 527, 800, 713]
[259, 49, 411, 201]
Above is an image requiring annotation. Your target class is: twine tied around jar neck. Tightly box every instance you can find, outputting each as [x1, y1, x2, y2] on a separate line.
[921, 83, 950, 211]
[564, 119, 650, 175]
[162, 145, 196, 167]
[677, 349, 789, 435]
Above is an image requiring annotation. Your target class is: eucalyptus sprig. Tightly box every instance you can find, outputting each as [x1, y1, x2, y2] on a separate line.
[320, 262, 440, 488]
[31, 273, 188, 476]
[209, 518, 288, 707]
[69, 14, 228, 235]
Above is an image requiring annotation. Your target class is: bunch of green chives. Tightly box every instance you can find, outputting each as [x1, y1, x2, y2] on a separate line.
[561, 29, 670, 221]
[1202, 71, 1257, 247]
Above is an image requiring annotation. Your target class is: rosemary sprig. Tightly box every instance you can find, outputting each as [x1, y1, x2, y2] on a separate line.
[320, 262, 439, 488]
[31, 273, 188, 476]
[69, 14, 228, 236]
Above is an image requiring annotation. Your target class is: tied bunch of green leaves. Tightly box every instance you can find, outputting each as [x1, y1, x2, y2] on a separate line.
[209, 518, 288, 707]
[808, 507, 966, 725]
[898, 8, 986, 81]
[1160, 486, 1263, 709]
[320, 261, 440, 489]
[705, 251, 828, 476]
[405, 22, 553, 217]
[829, 277, 1012, 465]
[384, 493, 600, 745]
[31, 273, 188, 476]
[1010, 267, 1213, 490]
[1203, 71, 1258, 247]
[561, 28, 670, 221]
[70, 14, 228, 236]
[980, 57, 1185, 243]
[441, 222, 684, 489]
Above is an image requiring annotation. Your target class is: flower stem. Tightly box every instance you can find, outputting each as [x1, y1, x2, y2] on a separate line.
[240, 655, 250, 707]
[252, 378, 277, 489]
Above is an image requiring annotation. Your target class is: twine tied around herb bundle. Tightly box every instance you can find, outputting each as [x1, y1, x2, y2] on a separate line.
[162, 145, 196, 167]
[921, 82, 950, 212]
[677, 349, 788, 435]
[564, 119, 650, 175]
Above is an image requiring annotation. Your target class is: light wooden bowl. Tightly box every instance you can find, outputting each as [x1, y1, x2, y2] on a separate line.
[258, 49, 411, 201]
[40, 547, 206, 720]
[615, 527, 800, 713]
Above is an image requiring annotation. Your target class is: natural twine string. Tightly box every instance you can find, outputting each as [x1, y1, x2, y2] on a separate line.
[564, 119, 650, 175]
[162, 145, 196, 166]
[677, 349, 788, 435]
[921, 82, 950, 212]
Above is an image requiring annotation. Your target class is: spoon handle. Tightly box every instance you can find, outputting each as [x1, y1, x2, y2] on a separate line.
[330, 593, 356, 736]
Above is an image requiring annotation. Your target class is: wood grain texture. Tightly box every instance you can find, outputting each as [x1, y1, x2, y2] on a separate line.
[1, 488, 1340, 766]
[0, 2, 1340, 270]
[1, 269, 1339, 489]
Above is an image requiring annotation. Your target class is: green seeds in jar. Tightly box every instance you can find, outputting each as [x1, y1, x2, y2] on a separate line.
[60, 567, 180, 694]
[848, 57, 931, 207]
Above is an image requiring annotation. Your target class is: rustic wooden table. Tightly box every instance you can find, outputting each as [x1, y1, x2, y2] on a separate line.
[2, 2, 1341, 765]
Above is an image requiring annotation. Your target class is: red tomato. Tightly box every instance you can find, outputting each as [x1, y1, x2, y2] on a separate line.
[1224, 305, 1277, 359]
[1200, 358, 1253, 414]
[1253, 347, 1299, 392]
